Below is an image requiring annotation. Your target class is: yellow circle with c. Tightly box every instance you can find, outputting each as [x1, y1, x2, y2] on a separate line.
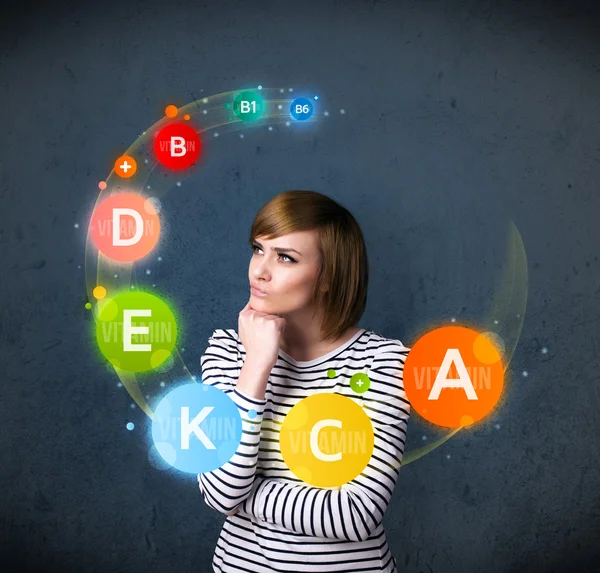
[279, 393, 374, 488]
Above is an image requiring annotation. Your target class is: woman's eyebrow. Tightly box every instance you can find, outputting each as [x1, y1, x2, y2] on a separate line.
[253, 240, 301, 256]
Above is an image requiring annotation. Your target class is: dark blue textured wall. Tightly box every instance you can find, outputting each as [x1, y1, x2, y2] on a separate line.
[1, 0, 599, 571]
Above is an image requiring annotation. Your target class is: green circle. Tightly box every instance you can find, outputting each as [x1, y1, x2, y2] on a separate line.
[95, 291, 177, 373]
[350, 372, 371, 394]
[233, 91, 264, 122]
[327, 369, 336, 378]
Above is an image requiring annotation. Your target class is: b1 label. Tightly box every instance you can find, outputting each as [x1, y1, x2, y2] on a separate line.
[233, 91, 264, 122]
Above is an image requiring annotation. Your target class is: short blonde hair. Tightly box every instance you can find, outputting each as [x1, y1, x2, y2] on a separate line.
[249, 190, 369, 341]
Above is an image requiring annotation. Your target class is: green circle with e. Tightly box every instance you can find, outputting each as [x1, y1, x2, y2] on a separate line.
[95, 291, 178, 373]
[233, 91, 264, 122]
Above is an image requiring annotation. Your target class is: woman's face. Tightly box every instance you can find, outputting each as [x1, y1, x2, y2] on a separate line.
[248, 230, 325, 314]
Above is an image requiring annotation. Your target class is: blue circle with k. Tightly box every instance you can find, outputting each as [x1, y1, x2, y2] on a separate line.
[151, 383, 242, 474]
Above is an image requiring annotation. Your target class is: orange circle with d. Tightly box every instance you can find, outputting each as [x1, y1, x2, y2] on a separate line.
[403, 326, 504, 429]
[90, 193, 160, 263]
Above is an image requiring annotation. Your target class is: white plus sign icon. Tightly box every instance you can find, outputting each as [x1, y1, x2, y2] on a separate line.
[350, 372, 371, 394]
[114, 155, 137, 178]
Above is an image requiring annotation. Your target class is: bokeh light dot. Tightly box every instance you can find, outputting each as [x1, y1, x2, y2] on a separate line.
[150, 353, 175, 374]
[148, 444, 171, 471]
[93, 285, 107, 300]
[85, 302, 92, 310]
[144, 197, 162, 215]
[97, 298, 118, 321]
[473, 332, 504, 364]
[126, 422, 134, 431]
[155, 442, 177, 467]
[98, 181, 107, 190]
[165, 105, 178, 118]
[184, 114, 190, 120]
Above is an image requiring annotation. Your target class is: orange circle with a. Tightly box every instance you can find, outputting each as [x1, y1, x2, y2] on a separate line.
[403, 326, 504, 428]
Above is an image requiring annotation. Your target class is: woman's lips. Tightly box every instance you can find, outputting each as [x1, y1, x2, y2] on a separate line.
[250, 287, 268, 297]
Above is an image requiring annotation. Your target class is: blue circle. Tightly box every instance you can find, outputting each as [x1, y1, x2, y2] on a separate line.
[248, 409, 257, 419]
[126, 422, 134, 431]
[290, 98, 313, 121]
[151, 383, 243, 474]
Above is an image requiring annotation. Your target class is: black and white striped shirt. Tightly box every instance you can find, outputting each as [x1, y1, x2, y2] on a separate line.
[198, 328, 411, 573]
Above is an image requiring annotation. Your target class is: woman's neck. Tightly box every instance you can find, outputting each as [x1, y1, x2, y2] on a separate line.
[280, 325, 361, 362]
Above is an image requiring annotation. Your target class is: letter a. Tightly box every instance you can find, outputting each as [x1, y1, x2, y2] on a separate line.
[428, 349, 478, 400]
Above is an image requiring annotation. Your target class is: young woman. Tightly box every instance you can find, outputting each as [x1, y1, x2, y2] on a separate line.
[198, 190, 411, 573]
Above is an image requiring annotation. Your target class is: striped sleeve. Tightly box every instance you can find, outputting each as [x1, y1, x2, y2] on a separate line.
[197, 328, 267, 516]
[239, 340, 411, 541]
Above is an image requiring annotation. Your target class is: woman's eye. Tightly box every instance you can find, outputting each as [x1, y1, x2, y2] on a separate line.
[252, 244, 295, 263]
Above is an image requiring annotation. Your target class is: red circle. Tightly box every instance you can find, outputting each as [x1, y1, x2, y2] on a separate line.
[154, 123, 201, 170]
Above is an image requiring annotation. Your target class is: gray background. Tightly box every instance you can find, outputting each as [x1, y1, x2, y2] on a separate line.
[1, 0, 599, 571]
